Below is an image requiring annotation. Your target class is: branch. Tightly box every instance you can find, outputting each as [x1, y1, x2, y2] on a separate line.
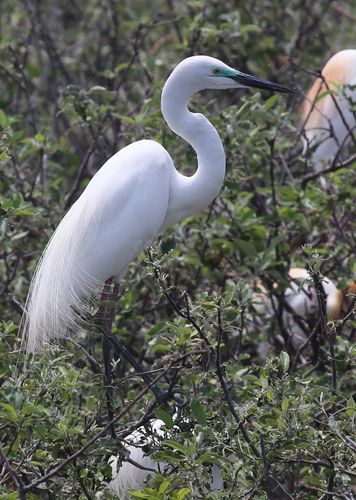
[275, 456, 356, 478]
[321, 78, 356, 149]
[301, 153, 356, 188]
[146, 249, 212, 348]
[0, 441, 26, 499]
[300, 483, 350, 499]
[67, 339, 102, 374]
[259, 433, 273, 500]
[290, 321, 320, 372]
[215, 305, 260, 457]
[64, 142, 98, 210]
[309, 267, 337, 391]
[148, 250, 260, 456]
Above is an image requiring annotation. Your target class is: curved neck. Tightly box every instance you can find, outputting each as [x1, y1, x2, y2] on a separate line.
[161, 76, 226, 227]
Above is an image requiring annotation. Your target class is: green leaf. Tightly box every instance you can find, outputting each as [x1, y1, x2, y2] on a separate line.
[89, 85, 108, 93]
[151, 343, 170, 353]
[281, 398, 289, 411]
[191, 399, 207, 425]
[235, 238, 256, 256]
[279, 351, 290, 373]
[177, 487, 191, 500]
[0, 109, 8, 128]
[155, 408, 174, 428]
[154, 450, 185, 463]
[147, 321, 166, 338]
[159, 480, 170, 493]
[127, 491, 150, 498]
[163, 440, 190, 455]
[0, 493, 19, 500]
[265, 95, 279, 109]
[0, 151, 11, 160]
[15, 208, 35, 216]
[346, 396, 356, 417]
[0, 402, 18, 422]
[266, 389, 274, 402]
[34, 133, 45, 142]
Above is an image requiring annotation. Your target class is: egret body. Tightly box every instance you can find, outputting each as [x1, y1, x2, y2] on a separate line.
[21, 56, 291, 352]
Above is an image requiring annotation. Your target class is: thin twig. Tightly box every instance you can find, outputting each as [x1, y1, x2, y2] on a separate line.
[259, 433, 273, 500]
[290, 321, 320, 372]
[0, 442, 26, 499]
[67, 339, 102, 373]
[147, 249, 212, 347]
[301, 152, 356, 188]
[216, 305, 260, 458]
[311, 269, 337, 391]
[275, 456, 356, 477]
[300, 483, 350, 498]
[64, 141, 99, 209]
[148, 250, 260, 456]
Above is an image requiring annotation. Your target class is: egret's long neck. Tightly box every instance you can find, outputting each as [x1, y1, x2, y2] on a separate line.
[161, 76, 226, 227]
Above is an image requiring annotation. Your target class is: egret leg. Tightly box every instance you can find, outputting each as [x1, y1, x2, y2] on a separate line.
[100, 278, 117, 438]
[102, 334, 115, 438]
[99, 279, 170, 410]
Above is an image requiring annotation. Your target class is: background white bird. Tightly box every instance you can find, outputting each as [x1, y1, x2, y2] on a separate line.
[253, 267, 355, 350]
[21, 55, 292, 353]
[301, 49, 356, 172]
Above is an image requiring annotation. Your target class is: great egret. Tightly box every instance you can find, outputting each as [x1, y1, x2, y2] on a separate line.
[108, 419, 223, 498]
[254, 267, 355, 350]
[301, 49, 356, 172]
[21, 55, 292, 353]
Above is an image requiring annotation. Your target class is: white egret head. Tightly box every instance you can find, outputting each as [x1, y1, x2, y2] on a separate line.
[166, 55, 293, 93]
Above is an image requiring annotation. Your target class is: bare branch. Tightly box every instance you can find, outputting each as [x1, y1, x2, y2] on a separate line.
[301, 153, 356, 188]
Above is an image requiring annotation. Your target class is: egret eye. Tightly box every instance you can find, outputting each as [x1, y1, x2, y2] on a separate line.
[212, 68, 220, 75]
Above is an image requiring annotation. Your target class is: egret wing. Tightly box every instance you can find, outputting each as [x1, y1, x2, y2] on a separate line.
[22, 140, 172, 352]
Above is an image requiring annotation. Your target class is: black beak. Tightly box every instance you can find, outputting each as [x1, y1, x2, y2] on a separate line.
[229, 71, 296, 94]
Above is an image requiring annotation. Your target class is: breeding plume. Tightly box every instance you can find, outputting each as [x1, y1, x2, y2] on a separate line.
[301, 49, 356, 170]
[21, 55, 291, 352]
